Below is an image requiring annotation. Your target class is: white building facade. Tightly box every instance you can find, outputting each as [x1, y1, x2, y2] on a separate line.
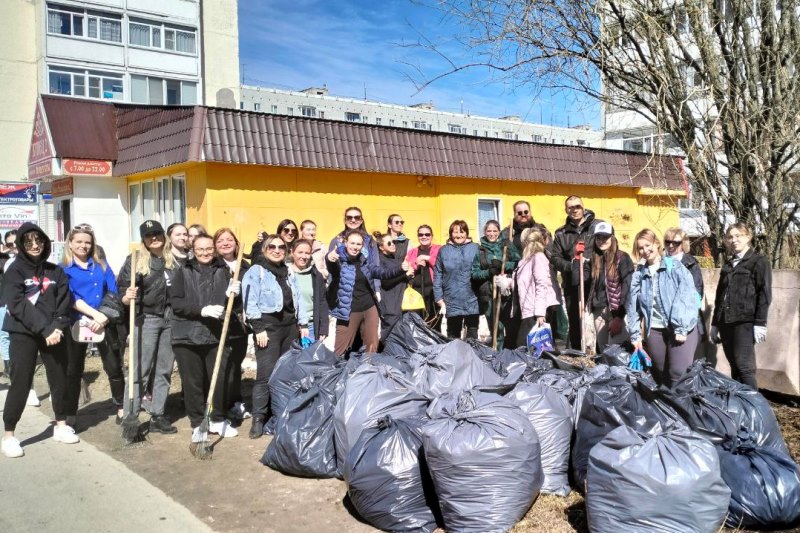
[240, 86, 605, 148]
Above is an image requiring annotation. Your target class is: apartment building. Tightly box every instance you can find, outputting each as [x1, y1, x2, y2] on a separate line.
[240, 85, 605, 148]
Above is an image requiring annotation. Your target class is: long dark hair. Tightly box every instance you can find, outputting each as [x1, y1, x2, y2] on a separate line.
[592, 235, 620, 281]
[340, 206, 368, 236]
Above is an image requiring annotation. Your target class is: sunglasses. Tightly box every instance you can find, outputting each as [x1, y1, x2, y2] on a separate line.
[417, 232, 432, 237]
[385, 240, 398, 246]
[393, 220, 404, 225]
[281, 228, 297, 234]
[267, 243, 287, 251]
[664, 240, 683, 247]
[73, 224, 94, 233]
[515, 210, 529, 216]
[23, 236, 44, 249]
[345, 215, 363, 222]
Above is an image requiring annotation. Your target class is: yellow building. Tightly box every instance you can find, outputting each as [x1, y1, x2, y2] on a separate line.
[31, 96, 684, 268]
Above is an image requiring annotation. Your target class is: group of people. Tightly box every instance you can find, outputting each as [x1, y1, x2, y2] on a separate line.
[0, 197, 772, 458]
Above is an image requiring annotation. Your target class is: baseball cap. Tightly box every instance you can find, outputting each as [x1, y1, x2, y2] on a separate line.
[139, 220, 165, 239]
[593, 221, 614, 237]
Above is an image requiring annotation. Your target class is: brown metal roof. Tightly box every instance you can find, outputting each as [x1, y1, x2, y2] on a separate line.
[36, 96, 684, 190]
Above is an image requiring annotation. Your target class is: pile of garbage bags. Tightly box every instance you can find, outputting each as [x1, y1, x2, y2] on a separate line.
[260, 313, 800, 532]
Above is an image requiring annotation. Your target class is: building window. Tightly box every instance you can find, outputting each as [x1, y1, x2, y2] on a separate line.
[129, 175, 186, 240]
[129, 19, 196, 54]
[534, 134, 542, 142]
[47, 4, 122, 43]
[130, 75, 196, 105]
[577, 139, 587, 146]
[299, 106, 316, 117]
[502, 131, 515, 140]
[389, 119, 395, 126]
[270, 104, 278, 113]
[239, 102, 244, 110]
[412, 121, 428, 130]
[362, 116, 369, 123]
[346, 112, 361, 122]
[448, 124, 464, 134]
[478, 199, 500, 234]
[287, 107, 294, 115]
[402, 121, 408, 127]
[48, 66, 122, 100]
[473, 129, 478, 136]
[375, 118, 382, 125]
[254, 103, 261, 111]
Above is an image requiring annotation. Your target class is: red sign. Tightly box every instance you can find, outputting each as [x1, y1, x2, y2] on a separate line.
[28, 98, 55, 180]
[51, 177, 73, 197]
[63, 158, 112, 177]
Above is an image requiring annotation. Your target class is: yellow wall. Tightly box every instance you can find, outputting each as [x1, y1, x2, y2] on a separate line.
[174, 163, 681, 255]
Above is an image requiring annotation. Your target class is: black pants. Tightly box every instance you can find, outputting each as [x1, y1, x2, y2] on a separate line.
[223, 336, 248, 412]
[252, 322, 297, 419]
[3, 333, 68, 432]
[564, 290, 583, 350]
[65, 336, 125, 416]
[719, 322, 757, 389]
[174, 344, 228, 428]
[446, 315, 479, 340]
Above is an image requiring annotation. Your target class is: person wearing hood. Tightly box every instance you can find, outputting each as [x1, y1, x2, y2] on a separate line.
[550, 195, 603, 350]
[117, 220, 179, 435]
[385, 214, 409, 262]
[2, 223, 75, 458]
[242, 234, 300, 438]
[326, 229, 404, 356]
[471, 220, 520, 348]
[500, 200, 547, 256]
[435, 220, 481, 340]
[289, 239, 329, 343]
[300, 220, 328, 279]
[171, 232, 241, 445]
[373, 231, 412, 344]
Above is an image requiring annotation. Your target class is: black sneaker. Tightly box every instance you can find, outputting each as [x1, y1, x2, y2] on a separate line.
[150, 416, 177, 434]
[249, 416, 264, 439]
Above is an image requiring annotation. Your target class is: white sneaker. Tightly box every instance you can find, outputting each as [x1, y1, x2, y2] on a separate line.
[26, 389, 40, 407]
[208, 420, 238, 438]
[191, 426, 208, 443]
[1, 436, 24, 458]
[53, 424, 80, 444]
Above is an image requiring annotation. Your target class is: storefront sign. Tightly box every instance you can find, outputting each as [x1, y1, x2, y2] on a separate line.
[27, 98, 56, 181]
[0, 205, 39, 229]
[0, 183, 37, 204]
[63, 158, 112, 177]
[51, 177, 73, 197]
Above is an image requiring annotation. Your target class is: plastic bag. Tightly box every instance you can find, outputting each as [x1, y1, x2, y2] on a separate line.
[673, 358, 745, 394]
[586, 425, 730, 533]
[382, 313, 448, 359]
[507, 383, 573, 496]
[409, 340, 504, 399]
[333, 361, 429, 475]
[422, 390, 543, 532]
[592, 344, 631, 367]
[262, 365, 342, 478]
[718, 436, 800, 529]
[401, 285, 426, 311]
[526, 322, 554, 357]
[344, 416, 441, 532]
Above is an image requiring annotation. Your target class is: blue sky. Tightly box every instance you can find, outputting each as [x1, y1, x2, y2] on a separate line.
[237, 0, 600, 128]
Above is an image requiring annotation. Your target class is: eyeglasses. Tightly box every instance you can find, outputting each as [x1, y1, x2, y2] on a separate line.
[267, 243, 287, 251]
[385, 241, 397, 246]
[664, 240, 683, 247]
[566, 204, 584, 211]
[393, 220, 404, 225]
[345, 215, 363, 222]
[281, 228, 297, 235]
[515, 210, 529, 216]
[417, 232, 432, 237]
[194, 247, 215, 255]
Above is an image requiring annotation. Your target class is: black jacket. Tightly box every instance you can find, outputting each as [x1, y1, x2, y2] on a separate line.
[712, 249, 772, 327]
[169, 258, 229, 345]
[223, 257, 250, 339]
[2, 222, 71, 337]
[117, 252, 175, 317]
[500, 219, 547, 257]
[377, 253, 408, 319]
[300, 265, 330, 338]
[587, 251, 635, 318]
[549, 209, 602, 293]
[680, 253, 704, 298]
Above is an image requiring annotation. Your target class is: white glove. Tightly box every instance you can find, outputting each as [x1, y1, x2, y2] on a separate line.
[709, 325, 721, 344]
[754, 325, 767, 344]
[201, 305, 225, 319]
[494, 275, 512, 297]
[226, 280, 241, 297]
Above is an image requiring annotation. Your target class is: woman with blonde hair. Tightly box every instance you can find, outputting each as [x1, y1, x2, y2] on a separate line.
[626, 229, 698, 387]
[116, 220, 179, 435]
[513, 227, 563, 347]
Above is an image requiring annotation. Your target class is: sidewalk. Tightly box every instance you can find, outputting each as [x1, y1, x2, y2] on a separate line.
[0, 385, 212, 533]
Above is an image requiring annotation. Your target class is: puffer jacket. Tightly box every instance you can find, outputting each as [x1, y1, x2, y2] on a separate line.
[712, 248, 772, 327]
[549, 210, 602, 292]
[471, 236, 520, 314]
[242, 262, 300, 323]
[514, 252, 563, 319]
[434, 241, 480, 316]
[625, 256, 699, 343]
[169, 258, 229, 345]
[326, 243, 403, 321]
[328, 231, 381, 291]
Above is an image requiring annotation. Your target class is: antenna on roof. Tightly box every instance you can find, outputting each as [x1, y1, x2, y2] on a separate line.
[364, 82, 367, 101]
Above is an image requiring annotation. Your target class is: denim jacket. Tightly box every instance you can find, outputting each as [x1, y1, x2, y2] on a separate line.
[241, 263, 301, 321]
[625, 256, 698, 343]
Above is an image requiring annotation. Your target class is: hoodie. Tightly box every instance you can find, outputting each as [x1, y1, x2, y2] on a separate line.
[2, 222, 71, 337]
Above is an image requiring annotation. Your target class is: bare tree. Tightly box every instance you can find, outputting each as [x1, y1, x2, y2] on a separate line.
[413, 0, 800, 266]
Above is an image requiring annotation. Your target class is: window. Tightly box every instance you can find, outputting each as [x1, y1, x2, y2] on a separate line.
[448, 124, 464, 134]
[534, 134, 542, 142]
[128, 175, 186, 240]
[389, 119, 395, 126]
[346, 112, 361, 122]
[48, 66, 122, 100]
[47, 4, 121, 43]
[239, 102, 244, 110]
[300, 106, 316, 117]
[577, 139, 587, 146]
[287, 107, 293, 115]
[254, 103, 261, 112]
[129, 19, 196, 54]
[502, 131, 515, 140]
[412, 121, 428, 130]
[478, 199, 500, 234]
[130, 75, 196, 105]
[362, 116, 369, 123]
[375, 118, 382, 125]
[270, 105, 278, 113]
[402, 121, 408, 127]
[473, 129, 478, 136]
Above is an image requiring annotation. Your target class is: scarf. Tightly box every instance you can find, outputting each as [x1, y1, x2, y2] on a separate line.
[605, 251, 623, 312]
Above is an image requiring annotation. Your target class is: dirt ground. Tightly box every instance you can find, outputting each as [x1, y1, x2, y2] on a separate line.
[30, 353, 800, 533]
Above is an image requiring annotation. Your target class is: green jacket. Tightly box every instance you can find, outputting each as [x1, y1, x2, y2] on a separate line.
[471, 237, 520, 311]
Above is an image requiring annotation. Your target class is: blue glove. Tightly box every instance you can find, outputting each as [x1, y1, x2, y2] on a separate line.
[628, 346, 652, 371]
[301, 336, 313, 348]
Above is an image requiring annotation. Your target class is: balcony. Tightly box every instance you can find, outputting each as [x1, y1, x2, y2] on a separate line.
[46, 35, 124, 66]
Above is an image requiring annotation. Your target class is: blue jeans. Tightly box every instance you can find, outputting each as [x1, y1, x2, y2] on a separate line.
[0, 306, 10, 361]
[122, 315, 174, 417]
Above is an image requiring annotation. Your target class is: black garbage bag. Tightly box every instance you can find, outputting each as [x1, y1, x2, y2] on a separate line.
[262, 365, 342, 478]
[507, 383, 573, 496]
[586, 425, 730, 533]
[382, 313, 448, 359]
[422, 390, 544, 532]
[334, 361, 429, 475]
[673, 358, 745, 393]
[526, 368, 580, 401]
[344, 416, 442, 532]
[266, 341, 338, 433]
[572, 375, 684, 492]
[592, 344, 631, 367]
[719, 435, 800, 529]
[409, 340, 504, 399]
